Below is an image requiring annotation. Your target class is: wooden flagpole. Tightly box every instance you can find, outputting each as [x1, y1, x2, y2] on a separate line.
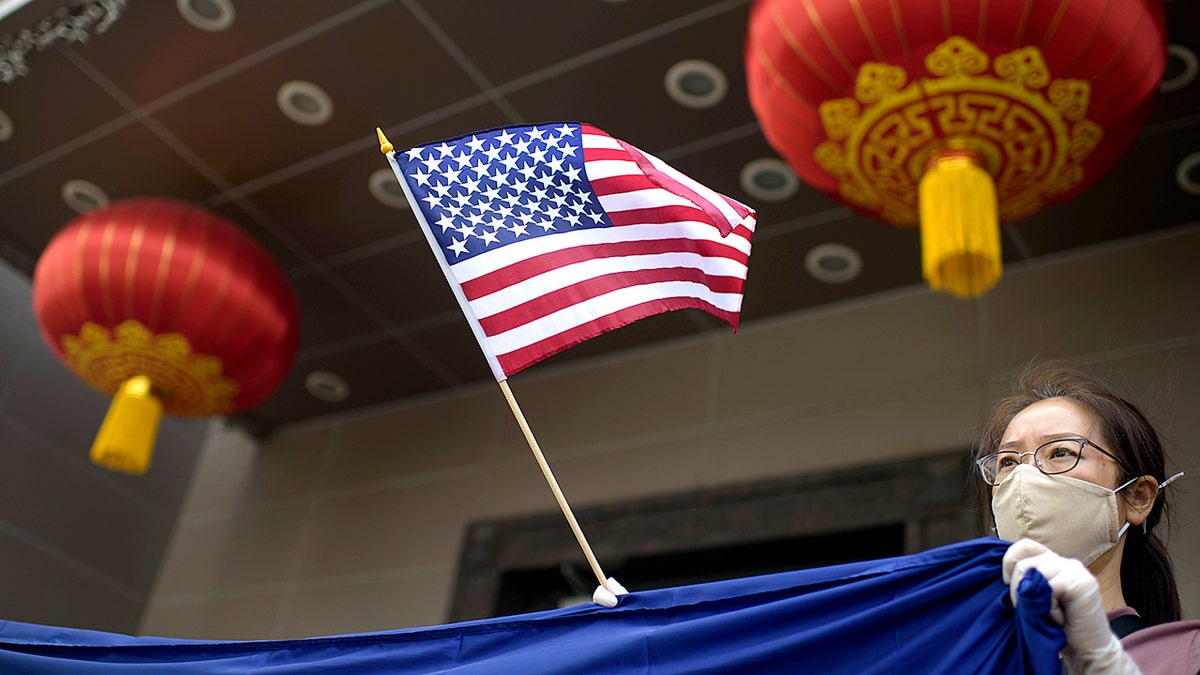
[377, 128, 609, 591]
[498, 380, 608, 588]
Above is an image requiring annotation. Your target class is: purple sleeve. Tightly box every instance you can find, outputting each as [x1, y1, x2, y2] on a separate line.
[1118, 617, 1200, 675]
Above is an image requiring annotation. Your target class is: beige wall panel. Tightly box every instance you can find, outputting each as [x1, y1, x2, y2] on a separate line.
[714, 292, 981, 421]
[283, 572, 455, 639]
[299, 479, 479, 581]
[489, 341, 714, 461]
[985, 230, 1200, 369]
[328, 392, 498, 490]
[142, 593, 284, 641]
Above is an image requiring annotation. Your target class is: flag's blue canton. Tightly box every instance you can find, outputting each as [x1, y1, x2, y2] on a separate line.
[396, 123, 612, 263]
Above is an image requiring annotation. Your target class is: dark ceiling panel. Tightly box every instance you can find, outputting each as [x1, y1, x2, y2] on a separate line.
[406, 318, 498, 385]
[207, 200, 308, 273]
[503, 4, 755, 155]
[290, 272, 383, 352]
[248, 335, 453, 432]
[147, 3, 484, 188]
[1152, 0, 1200, 126]
[417, 0, 746, 86]
[0, 58, 126, 173]
[0, 122, 218, 255]
[329, 242, 461, 326]
[739, 215, 925, 322]
[66, 1, 371, 106]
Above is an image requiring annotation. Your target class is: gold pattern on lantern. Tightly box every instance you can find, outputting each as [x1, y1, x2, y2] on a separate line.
[62, 320, 237, 417]
[814, 36, 1100, 227]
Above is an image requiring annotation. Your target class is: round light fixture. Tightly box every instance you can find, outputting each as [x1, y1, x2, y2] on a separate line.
[177, 0, 235, 32]
[664, 59, 728, 109]
[305, 370, 350, 402]
[805, 243, 862, 284]
[1160, 44, 1197, 94]
[277, 80, 334, 126]
[740, 158, 800, 202]
[1177, 150, 1200, 196]
[368, 168, 410, 209]
[61, 179, 109, 214]
[0, 108, 12, 142]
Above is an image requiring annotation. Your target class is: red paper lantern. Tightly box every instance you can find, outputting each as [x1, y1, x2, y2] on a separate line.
[745, 0, 1167, 297]
[32, 198, 300, 474]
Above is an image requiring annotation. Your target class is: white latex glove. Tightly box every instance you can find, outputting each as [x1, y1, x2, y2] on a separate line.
[1003, 539, 1142, 675]
[591, 577, 629, 608]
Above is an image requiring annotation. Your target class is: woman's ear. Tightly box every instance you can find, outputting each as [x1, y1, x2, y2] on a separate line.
[1124, 476, 1159, 526]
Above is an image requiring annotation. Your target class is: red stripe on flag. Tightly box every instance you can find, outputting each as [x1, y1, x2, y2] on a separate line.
[604, 205, 718, 227]
[588, 173, 662, 196]
[582, 146, 633, 163]
[459, 236, 749, 300]
[476, 267, 746, 335]
[494, 297, 741, 375]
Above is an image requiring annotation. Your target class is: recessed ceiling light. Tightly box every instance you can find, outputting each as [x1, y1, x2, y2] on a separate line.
[805, 243, 862, 284]
[305, 370, 350, 402]
[61, 179, 109, 214]
[0, 108, 11, 142]
[277, 80, 334, 126]
[1177, 151, 1200, 195]
[664, 59, 728, 109]
[177, 0, 235, 32]
[1161, 44, 1197, 94]
[368, 168, 410, 209]
[740, 158, 800, 202]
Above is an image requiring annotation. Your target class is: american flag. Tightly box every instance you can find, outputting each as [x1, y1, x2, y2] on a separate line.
[387, 122, 756, 381]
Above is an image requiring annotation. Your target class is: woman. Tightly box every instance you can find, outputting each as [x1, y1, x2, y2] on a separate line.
[973, 360, 1197, 674]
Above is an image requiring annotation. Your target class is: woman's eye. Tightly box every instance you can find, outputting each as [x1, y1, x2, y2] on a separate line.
[1049, 446, 1077, 459]
[997, 456, 1017, 468]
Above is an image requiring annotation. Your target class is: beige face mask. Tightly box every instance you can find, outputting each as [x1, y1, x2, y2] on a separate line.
[991, 465, 1135, 566]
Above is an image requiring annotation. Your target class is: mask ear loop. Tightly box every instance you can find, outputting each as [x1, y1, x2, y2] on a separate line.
[1141, 472, 1185, 535]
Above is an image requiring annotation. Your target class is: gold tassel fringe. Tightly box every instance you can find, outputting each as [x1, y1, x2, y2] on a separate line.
[917, 151, 1002, 299]
[90, 375, 162, 475]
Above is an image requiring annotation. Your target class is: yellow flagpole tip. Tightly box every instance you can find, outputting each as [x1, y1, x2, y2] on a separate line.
[376, 127, 394, 154]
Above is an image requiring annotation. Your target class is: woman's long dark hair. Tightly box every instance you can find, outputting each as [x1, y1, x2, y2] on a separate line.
[972, 359, 1181, 624]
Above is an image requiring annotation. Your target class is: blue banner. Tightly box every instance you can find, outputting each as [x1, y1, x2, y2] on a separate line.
[0, 538, 1063, 673]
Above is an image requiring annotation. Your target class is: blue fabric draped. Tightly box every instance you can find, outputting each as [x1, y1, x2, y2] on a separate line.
[0, 538, 1064, 674]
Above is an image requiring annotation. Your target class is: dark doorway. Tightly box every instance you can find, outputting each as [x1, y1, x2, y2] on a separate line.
[495, 522, 905, 615]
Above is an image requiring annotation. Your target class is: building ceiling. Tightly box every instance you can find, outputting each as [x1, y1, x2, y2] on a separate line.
[1, 0, 1197, 438]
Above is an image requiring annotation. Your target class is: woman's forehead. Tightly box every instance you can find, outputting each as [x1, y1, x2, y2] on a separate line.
[1001, 397, 1100, 445]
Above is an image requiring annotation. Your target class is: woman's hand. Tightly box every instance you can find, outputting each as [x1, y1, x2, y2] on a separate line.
[1003, 539, 1142, 674]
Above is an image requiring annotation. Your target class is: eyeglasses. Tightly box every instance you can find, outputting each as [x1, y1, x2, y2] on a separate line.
[976, 438, 1128, 486]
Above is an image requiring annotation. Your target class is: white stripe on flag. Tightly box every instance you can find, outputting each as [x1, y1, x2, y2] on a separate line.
[582, 131, 623, 150]
[448, 222, 752, 282]
[485, 281, 745, 355]
[597, 188, 697, 213]
[584, 159, 641, 180]
[468, 251, 750, 318]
